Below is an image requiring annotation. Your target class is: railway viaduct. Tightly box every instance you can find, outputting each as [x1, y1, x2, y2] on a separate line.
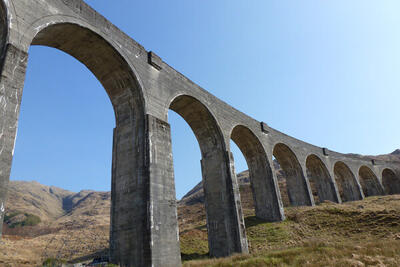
[0, 1, 399, 266]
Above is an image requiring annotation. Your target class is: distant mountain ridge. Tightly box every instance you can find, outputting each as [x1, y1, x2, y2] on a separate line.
[5, 180, 110, 222]
[391, 149, 400, 155]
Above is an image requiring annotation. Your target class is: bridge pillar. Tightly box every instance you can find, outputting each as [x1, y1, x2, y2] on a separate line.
[110, 114, 181, 267]
[201, 150, 249, 257]
[0, 44, 28, 238]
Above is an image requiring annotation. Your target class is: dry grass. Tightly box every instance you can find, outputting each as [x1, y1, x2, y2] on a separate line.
[181, 195, 400, 266]
[1, 182, 400, 267]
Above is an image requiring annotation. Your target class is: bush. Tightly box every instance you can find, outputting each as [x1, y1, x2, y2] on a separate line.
[8, 213, 41, 228]
[4, 211, 21, 221]
[22, 213, 41, 226]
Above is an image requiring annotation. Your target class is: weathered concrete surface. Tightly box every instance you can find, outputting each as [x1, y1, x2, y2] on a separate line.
[334, 161, 364, 202]
[231, 125, 284, 221]
[306, 154, 339, 204]
[0, 0, 399, 266]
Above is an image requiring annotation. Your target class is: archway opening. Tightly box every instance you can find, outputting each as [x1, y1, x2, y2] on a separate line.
[359, 166, 384, 197]
[382, 169, 400, 195]
[229, 140, 252, 216]
[272, 143, 311, 206]
[230, 125, 282, 222]
[272, 155, 290, 207]
[168, 108, 209, 258]
[306, 155, 338, 204]
[333, 162, 362, 202]
[168, 95, 243, 258]
[6, 22, 145, 264]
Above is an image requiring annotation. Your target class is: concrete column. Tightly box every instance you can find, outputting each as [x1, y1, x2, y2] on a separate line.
[146, 115, 181, 266]
[247, 156, 285, 221]
[328, 169, 342, 204]
[109, 99, 151, 266]
[302, 169, 316, 206]
[0, 44, 28, 238]
[201, 150, 249, 258]
[110, 113, 181, 267]
[227, 152, 248, 251]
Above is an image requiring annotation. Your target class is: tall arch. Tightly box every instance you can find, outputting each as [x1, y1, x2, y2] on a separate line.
[333, 162, 362, 202]
[230, 125, 284, 221]
[169, 95, 248, 258]
[306, 154, 339, 203]
[382, 168, 400, 195]
[359, 166, 384, 197]
[273, 143, 313, 206]
[0, 21, 160, 266]
[31, 23, 145, 110]
[33, 23, 148, 266]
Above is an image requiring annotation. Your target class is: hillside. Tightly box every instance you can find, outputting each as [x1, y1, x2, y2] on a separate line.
[182, 195, 400, 266]
[1, 182, 110, 266]
[0, 149, 399, 266]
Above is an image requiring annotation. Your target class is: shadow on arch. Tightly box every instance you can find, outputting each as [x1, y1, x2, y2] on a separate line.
[306, 154, 339, 204]
[333, 161, 362, 202]
[272, 143, 312, 207]
[382, 168, 400, 195]
[168, 94, 246, 257]
[30, 23, 145, 116]
[230, 125, 283, 222]
[358, 166, 384, 197]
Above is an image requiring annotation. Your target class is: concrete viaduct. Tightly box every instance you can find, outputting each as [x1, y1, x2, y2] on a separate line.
[0, 1, 399, 266]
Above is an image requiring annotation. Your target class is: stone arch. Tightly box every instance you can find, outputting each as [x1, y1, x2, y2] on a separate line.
[230, 125, 283, 221]
[306, 154, 338, 203]
[169, 95, 225, 157]
[333, 162, 362, 202]
[18, 23, 147, 265]
[382, 168, 400, 195]
[273, 143, 312, 206]
[31, 23, 145, 115]
[169, 95, 247, 257]
[358, 166, 384, 197]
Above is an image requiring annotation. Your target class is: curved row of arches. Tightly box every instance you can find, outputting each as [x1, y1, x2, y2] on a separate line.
[3, 4, 400, 264]
[167, 94, 400, 220]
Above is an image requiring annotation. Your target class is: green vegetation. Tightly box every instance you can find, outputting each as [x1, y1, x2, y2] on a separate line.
[42, 258, 67, 267]
[4, 212, 20, 221]
[4, 211, 41, 228]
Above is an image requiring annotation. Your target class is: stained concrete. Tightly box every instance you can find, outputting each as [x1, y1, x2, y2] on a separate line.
[0, 1, 399, 266]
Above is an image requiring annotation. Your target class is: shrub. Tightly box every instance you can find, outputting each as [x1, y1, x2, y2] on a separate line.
[8, 213, 41, 228]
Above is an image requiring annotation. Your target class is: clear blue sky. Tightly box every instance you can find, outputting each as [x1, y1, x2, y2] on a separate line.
[10, 0, 400, 199]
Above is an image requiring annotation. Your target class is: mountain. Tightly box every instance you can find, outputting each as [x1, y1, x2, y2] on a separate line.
[391, 149, 400, 155]
[179, 171, 250, 206]
[1, 181, 110, 267]
[5, 181, 74, 221]
[368, 149, 400, 163]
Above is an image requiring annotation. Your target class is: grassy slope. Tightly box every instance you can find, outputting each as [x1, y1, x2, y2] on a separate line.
[180, 193, 400, 267]
[1, 181, 400, 266]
